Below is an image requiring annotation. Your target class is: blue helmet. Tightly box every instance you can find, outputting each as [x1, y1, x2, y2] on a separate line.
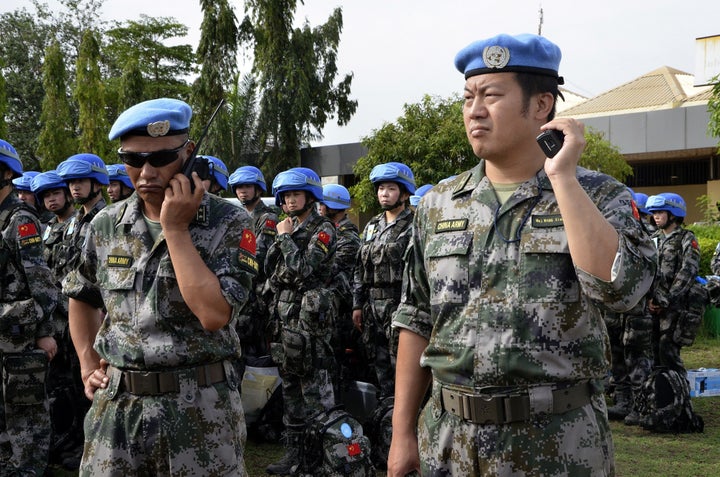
[633, 192, 649, 214]
[369, 162, 416, 194]
[12, 171, 40, 191]
[0, 139, 23, 178]
[272, 167, 323, 206]
[31, 170, 68, 196]
[107, 164, 134, 190]
[200, 155, 229, 191]
[415, 184, 434, 197]
[322, 184, 351, 210]
[228, 165, 267, 192]
[409, 195, 422, 207]
[646, 192, 686, 218]
[57, 153, 109, 185]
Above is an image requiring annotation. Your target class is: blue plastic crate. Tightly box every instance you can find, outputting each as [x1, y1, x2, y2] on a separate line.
[686, 368, 720, 397]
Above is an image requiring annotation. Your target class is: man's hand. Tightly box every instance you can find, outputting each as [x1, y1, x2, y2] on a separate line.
[81, 358, 109, 401]
[276, 217, 293, 235]
[352, 309, 363, 331]
[540, 118, 586, 179]
[36, 336, 57, 361]
[161, 172, 204, 233]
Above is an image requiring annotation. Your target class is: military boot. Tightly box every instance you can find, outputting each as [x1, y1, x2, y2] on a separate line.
[607, 388, 632, 420]
[266, 427, 303, 475]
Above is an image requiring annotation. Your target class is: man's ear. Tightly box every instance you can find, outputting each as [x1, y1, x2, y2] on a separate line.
[534, 92, 555, 120]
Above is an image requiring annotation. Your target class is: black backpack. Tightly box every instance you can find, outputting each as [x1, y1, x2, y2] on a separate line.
[363, 396, 394, 470]
[299, 405, 375, 476]
[635, 367, 704, 433]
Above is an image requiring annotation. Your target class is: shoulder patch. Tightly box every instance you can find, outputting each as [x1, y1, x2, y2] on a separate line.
[240, 229, 257, 255]
[692, 239, 699, 250]
[17, 222, 38, 238]
[318, 231, 330, 245]
[238, 229, 259, 274]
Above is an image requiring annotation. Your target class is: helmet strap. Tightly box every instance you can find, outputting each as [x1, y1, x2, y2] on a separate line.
[75, 185, 101, 205]
[242, 194, 260, 207]
[381, 199, 405, 212]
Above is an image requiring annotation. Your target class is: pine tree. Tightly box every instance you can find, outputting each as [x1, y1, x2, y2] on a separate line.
[74, 29, 111, 158]
[37, 40, 77, 169]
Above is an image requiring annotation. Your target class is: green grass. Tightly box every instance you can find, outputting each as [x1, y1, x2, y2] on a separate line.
[48, 335, 720, 477]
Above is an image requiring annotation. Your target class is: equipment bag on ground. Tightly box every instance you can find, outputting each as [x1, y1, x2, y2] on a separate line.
[635, 366, 704, 433]
[299, 405, 375, 476]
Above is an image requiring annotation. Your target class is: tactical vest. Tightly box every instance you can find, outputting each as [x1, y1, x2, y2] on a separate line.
[359, 210, 413, 292]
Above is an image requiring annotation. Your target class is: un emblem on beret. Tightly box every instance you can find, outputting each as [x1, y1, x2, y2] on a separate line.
[483, 45, 510, 69]
[146, 120, 170, 137]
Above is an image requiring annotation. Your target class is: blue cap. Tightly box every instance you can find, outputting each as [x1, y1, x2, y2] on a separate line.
[109, 98, 192, 141]
[12, 171, 40, 191]
[455, 33, 563, 84]
[57, 153, 110, 185]
[31, 170, 67, 195]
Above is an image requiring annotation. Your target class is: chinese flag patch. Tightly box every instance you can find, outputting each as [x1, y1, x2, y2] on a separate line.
[239, 229, 257, 255]
[691, 239, 699, 250]
[630, 201, 640, 221]
[18, 222, 38, 238]
[265, 219, 276, 229]
[317, 231, 330, 245]
[347, 442, 361, 457]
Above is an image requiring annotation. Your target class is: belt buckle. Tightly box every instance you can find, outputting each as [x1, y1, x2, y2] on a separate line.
[466, 390, 504, 424]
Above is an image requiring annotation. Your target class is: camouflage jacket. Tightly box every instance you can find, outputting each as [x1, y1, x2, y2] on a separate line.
[393, 162, 657, 388]
[265, 208, 336, 296]
[652, 227, 700, 309]
[249, 200, 279, 283]
[59, 198, 106, 278]
[331, 216, 361, 306]
[0, 194, 58, 351]
[41, 215, 69, 283]
[62, 192, 257, 370]
[352, 207, 413, 309]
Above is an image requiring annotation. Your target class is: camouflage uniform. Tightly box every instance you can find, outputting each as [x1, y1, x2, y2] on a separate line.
[650, 227, 703, 377]
[393, 163, 656, 476]
[266, 207, 337, 427]
[237, 199, 278, 359]
[58, 198, 106, 279]
[0, 194, 58, 476]
[329, 216, 361, 385]
[62, 192, 256, 476]
[710, 241, 720, 276]
[352, 207, 413, 398]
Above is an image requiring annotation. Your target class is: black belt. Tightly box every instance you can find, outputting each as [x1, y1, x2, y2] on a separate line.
[111, 362, 226, 396]
[440, 381, 591, 424]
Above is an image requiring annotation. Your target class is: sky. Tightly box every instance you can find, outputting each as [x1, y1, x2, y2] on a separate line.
[3, 0, 720, 147]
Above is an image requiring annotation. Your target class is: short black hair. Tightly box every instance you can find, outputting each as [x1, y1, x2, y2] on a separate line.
[515, 72, 561, 121]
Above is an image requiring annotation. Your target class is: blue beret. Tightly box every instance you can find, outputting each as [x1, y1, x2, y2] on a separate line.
[455, 33, 563, 84]
[109, 98, 192, 141]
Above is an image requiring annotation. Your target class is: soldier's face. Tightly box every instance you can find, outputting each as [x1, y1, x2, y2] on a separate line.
[121, 135, 190, 207]
[462, 73, 537, 161]
[17, 189, 36, 206]
[235, 184, 256, 202]
[376, 182, 402, 208]
[283, 190, 307, 212]
[107, 180, 123, 201]
[42, 188, 68, 211]
[68, 178, 93, 200]
[652, 211, 669, 228]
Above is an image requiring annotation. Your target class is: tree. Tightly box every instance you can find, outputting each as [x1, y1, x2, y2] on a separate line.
[104, 15, 195, 103]
[191, 0, 238, 160]
[117, 59, 145, 111]
[240, 0, 357, 177]
[226, 73, 261, 170]
[708, 74, 720, 152]
[352, 94, 633, 213]
[74, 29, 111, 158]
[0, 61, 7, 139]
[37, 40, 77, 169]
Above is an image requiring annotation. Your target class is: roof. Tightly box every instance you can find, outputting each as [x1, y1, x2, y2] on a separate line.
[558, 66, 713, 118]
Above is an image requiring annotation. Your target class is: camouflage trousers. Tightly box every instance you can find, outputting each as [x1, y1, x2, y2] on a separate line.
[653, 310, 687, 378]
[79, 368, 248, 477]
[362, 298, 398, 399]
[281, 366, 336, 428]
[417, 384, 615, 476]
[606, 312, 653, 396]
[0, 351, 50, 476]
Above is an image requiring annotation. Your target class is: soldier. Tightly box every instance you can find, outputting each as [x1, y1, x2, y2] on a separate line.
[199, 155, 230, 196]
[30, 171, 81, 466]
[409, 183, 434, 209]
[634, 192, 657, 235]
[62, 98, 257, 475]
[387, 33, 657, 476]
[12, 170, 53, 226]
[228, 165, 279, 359]
[265, 167, 337, 475]
[56, 153, 109, 277]
[106, 164, 135, 202]
[0, 139, 59, 477]
[352, 162, 415, 400]
[319, 184, 362, 385]
[646, 193, 704, 377]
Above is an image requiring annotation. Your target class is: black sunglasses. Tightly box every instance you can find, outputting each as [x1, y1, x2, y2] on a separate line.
[118, 139, 190, 168]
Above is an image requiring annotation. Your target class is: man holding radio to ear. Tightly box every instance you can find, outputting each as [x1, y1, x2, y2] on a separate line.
[63, 98, 258, 476]
[388, 34, 657, 476]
